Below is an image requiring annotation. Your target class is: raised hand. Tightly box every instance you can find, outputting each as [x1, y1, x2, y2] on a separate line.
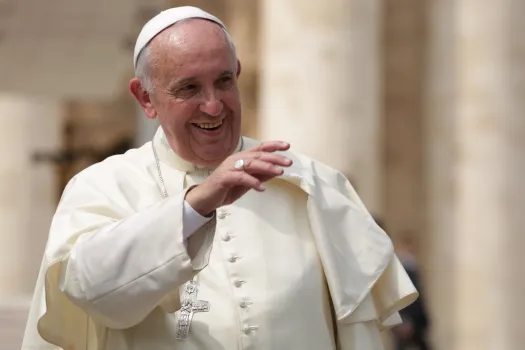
[184, 141, 293, 216]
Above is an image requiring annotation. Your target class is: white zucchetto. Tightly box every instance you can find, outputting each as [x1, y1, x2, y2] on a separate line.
[133, 6, 226, 68]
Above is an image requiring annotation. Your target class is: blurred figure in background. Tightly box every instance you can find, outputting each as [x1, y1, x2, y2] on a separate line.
[392, 233, 431, 350]
[372, 218, 431, 350]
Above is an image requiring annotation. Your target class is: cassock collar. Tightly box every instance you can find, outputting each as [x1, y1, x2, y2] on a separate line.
[152, 126, 244, 174]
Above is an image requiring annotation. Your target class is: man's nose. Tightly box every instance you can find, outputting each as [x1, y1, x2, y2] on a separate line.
[199, 91, 223, 117]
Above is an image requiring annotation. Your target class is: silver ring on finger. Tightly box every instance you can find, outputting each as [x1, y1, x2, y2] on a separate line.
[234, 159, 246, 171]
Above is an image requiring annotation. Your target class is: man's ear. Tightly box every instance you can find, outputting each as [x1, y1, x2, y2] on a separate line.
[236, 59, 242, 78]
[129, 78, 157, 119]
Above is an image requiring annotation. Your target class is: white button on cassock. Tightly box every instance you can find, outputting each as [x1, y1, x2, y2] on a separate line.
[242, 325, 258, 334]
[234, 280, 245, 288]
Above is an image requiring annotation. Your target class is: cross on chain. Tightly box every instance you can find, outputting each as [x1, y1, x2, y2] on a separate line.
[176, 280, 210, 340]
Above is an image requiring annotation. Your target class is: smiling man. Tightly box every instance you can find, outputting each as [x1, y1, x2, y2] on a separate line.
[22, 6, 417, 350]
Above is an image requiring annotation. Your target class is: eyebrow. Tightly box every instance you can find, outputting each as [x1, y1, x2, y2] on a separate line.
[168, 70, 234, 90]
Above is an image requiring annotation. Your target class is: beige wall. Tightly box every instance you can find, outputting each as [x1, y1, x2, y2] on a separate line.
[0, 0, 141, 99]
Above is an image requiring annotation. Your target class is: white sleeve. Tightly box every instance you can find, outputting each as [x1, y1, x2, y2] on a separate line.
[182, 200, 213, 240]
[56, 187, 216, 330]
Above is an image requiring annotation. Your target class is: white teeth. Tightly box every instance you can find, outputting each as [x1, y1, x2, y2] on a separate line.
[195, 119, 223, 129]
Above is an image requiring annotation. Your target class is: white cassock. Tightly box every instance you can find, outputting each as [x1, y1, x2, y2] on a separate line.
[21, 127, 418, 350]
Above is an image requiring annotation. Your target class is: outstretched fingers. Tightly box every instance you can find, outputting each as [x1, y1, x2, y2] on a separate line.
[242, 159, 284, 177]
[217, 141, 293, 194]
[255, 153, 293, 167]
[248, 141, 290, 153]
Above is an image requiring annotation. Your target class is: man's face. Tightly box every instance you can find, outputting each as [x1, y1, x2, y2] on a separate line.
[138, 19, 241, 167]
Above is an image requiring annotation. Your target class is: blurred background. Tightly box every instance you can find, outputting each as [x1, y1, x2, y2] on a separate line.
[1, 0, 524, 349]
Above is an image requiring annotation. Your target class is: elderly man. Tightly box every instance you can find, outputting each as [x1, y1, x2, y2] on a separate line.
[22, 6, 417, 350]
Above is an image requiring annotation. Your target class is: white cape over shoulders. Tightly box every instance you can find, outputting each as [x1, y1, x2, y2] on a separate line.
[21, 134, 418, 350]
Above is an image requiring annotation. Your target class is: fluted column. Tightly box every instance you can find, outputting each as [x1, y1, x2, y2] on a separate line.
[0, 95, 61, 347]
[258, 0, 384, 213]
[0, 95, 62, 300]
[424, 2, 459, 348]
[425, 1, 525, 349]
[382, 0, 426, 238]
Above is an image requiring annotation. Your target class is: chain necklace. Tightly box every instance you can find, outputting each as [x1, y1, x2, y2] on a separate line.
[152, 141, 169, 199]
[151, 137, 245, 200]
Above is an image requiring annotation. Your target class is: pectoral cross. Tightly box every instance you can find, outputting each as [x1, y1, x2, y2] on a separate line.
[176, 280, 210, 340]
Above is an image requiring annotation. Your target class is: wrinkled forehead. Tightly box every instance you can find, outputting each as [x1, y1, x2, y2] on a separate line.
[148, 19, 235, 81]
[151, 19, 230, 61]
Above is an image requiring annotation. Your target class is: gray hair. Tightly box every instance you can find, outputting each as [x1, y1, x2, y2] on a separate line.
[135, 23, 237, 93]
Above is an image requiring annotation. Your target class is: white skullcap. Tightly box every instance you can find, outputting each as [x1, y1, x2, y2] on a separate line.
[133, 6, 226, 69]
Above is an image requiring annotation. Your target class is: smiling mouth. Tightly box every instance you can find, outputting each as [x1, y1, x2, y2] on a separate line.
[192, 119, 224, 131]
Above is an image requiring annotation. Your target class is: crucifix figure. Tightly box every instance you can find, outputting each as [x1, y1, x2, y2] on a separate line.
[176, 280, 210, 340]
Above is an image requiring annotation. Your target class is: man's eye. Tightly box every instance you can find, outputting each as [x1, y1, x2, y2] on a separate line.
[218, 77, 233, 88]
[180, 84, 197, 91]
[175, 84, 199, 98]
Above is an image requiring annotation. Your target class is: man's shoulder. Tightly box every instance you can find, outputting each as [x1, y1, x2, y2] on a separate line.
[72, 141, 154, 184]
[54, 141, 165, 212]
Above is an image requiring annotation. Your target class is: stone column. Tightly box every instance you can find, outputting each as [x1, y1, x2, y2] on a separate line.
[382, 0, 426, 239]
[425, 1, 525, 348]
[0, 95, 62, 299]
[258, 0, 384, 213]
[0, 95, 62, 346]
[424, 2, 459, 348]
